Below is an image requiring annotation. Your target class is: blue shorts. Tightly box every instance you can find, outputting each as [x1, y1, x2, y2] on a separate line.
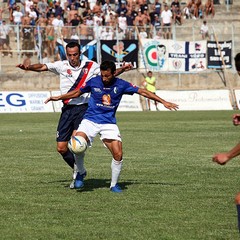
[56, 104, 88, 142]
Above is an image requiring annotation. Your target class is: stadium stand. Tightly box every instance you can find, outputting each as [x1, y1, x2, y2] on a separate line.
[0, 0, 240, 91]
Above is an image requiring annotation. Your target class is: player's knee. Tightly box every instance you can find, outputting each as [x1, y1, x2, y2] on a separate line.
[235, 193, 240, 204]
[113, 151, 123, 161]
[57, 145, 68, 155]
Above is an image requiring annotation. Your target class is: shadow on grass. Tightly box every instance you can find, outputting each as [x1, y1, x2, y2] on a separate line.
[48, 178, 184, 192]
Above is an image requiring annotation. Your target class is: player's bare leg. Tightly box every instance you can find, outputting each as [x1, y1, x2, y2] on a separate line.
[104, 139, 123, 193]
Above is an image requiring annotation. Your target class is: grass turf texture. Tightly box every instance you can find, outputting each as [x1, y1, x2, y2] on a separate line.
[0, 111, 240, 239]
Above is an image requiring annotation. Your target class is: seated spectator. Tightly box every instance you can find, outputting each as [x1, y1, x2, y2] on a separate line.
[79, 18, 89, 39]
[116, 3, 128, 16]
[70, 14, 81, 27]
[134, 9, 144, 27]
[194, 0, 204, 19]
[100, 26, 114, 40]
[205, 0, 215, 18]
[67, 4, 78, 23]
[171, 0, 180, 11]
[200, 20, 209, 39]
[172, 5, 182, 25]
[139, 27, 148, 39]
[142, 9, 151, 26]
[149, 5, 159, 25]
[140, 0, 148, 14]
[118, 11, 127, 33]
[154, 0, 162, 16]
[151, 14, 161, 38]
[126, 9, 135, 26]
[183, 0, 195, 19]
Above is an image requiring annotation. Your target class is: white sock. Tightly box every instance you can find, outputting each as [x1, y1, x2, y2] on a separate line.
[74, 153, 86, 175]
[110, 159, 123, 188]
[72, 163, 78, 180]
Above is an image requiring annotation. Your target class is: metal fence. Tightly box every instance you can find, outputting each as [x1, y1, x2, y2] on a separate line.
[0, 22, 239, 72]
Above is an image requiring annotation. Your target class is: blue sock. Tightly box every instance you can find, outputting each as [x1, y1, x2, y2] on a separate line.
[236, 205, 240, 232]
[61, 149, 75, 169]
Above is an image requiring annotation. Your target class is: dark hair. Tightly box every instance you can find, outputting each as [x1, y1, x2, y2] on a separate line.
[100, 61, 116, 73]
[66, 41, 80, 53]
[235, 53, 240, 71]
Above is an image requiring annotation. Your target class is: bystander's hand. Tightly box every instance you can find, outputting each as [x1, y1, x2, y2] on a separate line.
[233, 114, 240, 126]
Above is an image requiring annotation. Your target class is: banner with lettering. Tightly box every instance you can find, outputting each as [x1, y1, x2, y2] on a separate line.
[100, 40, 138, 69]
[207, 41, 232, 69]
[168, 40, 207, 72]
[139, 39, 207, 72]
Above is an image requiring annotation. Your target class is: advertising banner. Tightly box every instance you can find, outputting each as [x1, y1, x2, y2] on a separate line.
[207, 41, 232, 69]
[154, 90, 233, 111]
[168, 40, 207, 72]
[0, 91, 53, 113]
[100, 40, 138, 69]
[139, 39, 207, 72]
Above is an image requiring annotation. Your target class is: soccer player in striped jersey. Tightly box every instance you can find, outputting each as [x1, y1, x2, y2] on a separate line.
[45, 60, 178, 192]
[16, 41, 133, 188]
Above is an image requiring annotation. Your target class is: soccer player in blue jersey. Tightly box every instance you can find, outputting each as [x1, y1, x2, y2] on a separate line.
[16, 42, 133, 189]
[45, 60, 179, 192]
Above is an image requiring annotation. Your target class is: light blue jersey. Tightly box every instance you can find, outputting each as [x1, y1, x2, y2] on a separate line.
[80, 76, 139, 124]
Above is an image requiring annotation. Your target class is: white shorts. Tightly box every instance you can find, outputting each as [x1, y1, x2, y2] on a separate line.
[77, 119, 122, 146]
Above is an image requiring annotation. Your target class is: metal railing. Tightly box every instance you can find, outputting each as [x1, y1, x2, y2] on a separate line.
[0, 23, 239, 72]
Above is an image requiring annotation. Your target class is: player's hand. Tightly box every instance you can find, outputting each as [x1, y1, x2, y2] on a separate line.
[233, 114, 240, 126]
[122, 62, 133, 72]
[16, 58, 31, 70]
[212, 153, 230, 165]
[44, 96, 60, 104]
[163, 101, 179, 111]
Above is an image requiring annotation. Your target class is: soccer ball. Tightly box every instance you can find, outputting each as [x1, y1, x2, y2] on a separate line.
[68, 136, 87, 155]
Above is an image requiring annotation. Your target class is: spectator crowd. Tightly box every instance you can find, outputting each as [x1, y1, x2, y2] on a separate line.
[0, 0, 215, 59]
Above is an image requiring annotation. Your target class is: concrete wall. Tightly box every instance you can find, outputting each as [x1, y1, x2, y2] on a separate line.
[1, 69, 239, 91]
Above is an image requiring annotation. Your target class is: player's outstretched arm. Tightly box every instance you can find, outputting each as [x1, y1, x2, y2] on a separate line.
[115, 62, 133, 76]
[212, 143, 240, 165]
[137, 88, 179, 111]
[45, 89, 82, 104]
[16, 63, 48, 72]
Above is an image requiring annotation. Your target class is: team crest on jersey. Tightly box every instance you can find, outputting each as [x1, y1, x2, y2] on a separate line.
[102, 94, 111, 105]
[66, 69, 72, 77]
[113, 87, 118, 94]
[83, 68, 89, 74]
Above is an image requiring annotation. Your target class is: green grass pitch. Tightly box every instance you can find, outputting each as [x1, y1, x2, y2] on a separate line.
[0, 111, 240, 239]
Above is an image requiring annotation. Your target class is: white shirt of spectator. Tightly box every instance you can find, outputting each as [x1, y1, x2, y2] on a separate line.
[29, 10, 38, 20]
[25, 0, 34, 13]
[118, 14, 127, 32]
[200, 23, 208, 34]
[93, 14, 103, 26]
[88, 0, 97, 10]
[0, 25, 10, 40]
[161, 8, 172, 24]
[139, 30, 148, 39]
[101, 27, 114, 40]
[52, 17, 64, 31]
[12, 10, 23, 24]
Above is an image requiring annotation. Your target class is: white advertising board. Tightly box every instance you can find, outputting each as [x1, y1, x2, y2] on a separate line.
[154, 90, 233, 111]
[234, 90, 240, 110]
[118, 94, 143, 111]
[0, 91, 54, 113]
[51, 91, 63, 112]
